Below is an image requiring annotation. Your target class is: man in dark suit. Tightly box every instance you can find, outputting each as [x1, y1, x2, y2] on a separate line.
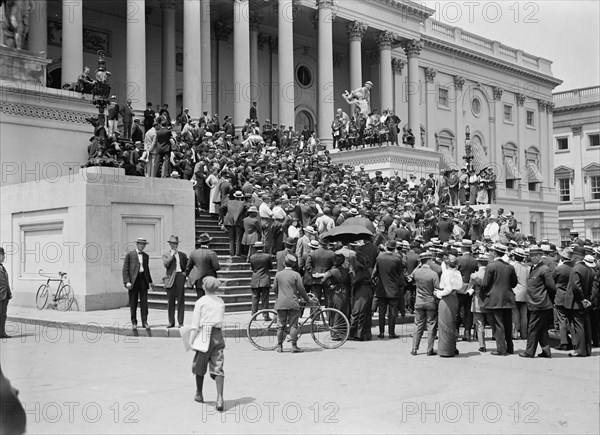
[565, 253, 596, 357]
[0, 247, 12, 338]
[249, 242, 273, 320]
[481, 243, 518, 355]
[305, 239, 335, 308]
[552, 247, 575, 350]
[373, 240, 405, 339]
[162, 235, 188, 328]
[456, 240, 478, 341]
[122, 238, 154, 330]
[120, 99, 135, 140]
[185, 233, 220, 299]
[143, 102, 156, 133]
[222, 191, 247, 257]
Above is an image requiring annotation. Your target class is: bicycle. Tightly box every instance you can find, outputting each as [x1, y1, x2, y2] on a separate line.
[246, 293, 350, 351]
[35, 269, 75, 311]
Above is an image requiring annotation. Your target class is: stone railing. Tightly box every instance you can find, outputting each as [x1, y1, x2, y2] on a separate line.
[553, 86, 600, 106]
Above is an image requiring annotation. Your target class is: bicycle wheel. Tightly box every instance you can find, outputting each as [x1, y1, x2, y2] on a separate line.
[35, 284, 49, 310]
[246, 310, 279, 351]
[310, 308, 350, 349]
[56, 284, 74, 311]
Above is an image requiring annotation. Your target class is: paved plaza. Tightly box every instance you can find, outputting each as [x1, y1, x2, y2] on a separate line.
[1, 316, 598, 434]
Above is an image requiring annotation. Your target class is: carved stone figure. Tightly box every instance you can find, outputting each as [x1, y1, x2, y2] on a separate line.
[342, 81, 373, 118]
[0, 0, 33, 49]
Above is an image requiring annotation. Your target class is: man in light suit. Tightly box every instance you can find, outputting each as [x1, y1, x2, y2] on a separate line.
[122, 238, 154, 330]
[185, 233, 220, 299]
[249, 242, 273, 320]
[162, 235, 188, 328]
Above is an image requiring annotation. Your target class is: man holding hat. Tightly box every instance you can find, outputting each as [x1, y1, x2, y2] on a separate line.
[565, 250, 596, 357]
[162, 235, 188, 328]
[249, 242, 273, 320]
[0, 247, 12, 338]
[373, 240, 405, 339]
[185, 234, 221, 299]
[481, 243, 518, 355]
[519, 247, 556, 358]
[122, 238, 154, 330]
[552, 247, 575, 350]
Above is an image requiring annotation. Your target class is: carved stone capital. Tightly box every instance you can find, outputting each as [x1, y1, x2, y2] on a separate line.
[516, 93, 526, 106]
[571, 124, 582, 136]
[214, 22, 233, 41]
[402, 39, 423, 57]
[392, 58, 405, 74]
[159, 0, 178, 10]
[537, 100, 547, 111]
[376, 30, 397, 50]
[346, 21, 368, 41]
[249, 11, 264, 31]
[454, 75, 465, 90]
[493, 86, 503, 101]
[424, 67, 437, 82]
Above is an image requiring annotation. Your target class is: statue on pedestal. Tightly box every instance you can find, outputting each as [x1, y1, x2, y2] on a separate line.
[342, 81, 373, 118]
[0, 0, 33, 50]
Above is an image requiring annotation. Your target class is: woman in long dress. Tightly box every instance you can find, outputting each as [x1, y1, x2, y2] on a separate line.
[205, 168, 219, 215]
[435, 256, 463, 357]
[348, 252, 373, 341]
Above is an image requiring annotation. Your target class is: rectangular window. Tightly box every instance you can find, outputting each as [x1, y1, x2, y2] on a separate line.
[559, 178, 570, 202]
[503, 105, 513, 122]
[438, 88, 449, 107]
[589, 134, 600, 147]
[526, 110, 535, 126]
[557, 137, 569, 150]
[591, 176, 600, 200]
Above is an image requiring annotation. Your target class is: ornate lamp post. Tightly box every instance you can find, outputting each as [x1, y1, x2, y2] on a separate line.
[462, 125, 474, 172]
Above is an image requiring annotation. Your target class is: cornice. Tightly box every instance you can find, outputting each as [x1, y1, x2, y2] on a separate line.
[421, 35, 563, 88]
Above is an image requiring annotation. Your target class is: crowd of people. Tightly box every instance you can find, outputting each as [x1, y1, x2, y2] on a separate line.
[82, 103, 599, 358]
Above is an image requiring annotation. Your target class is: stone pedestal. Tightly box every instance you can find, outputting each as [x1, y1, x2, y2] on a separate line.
[0, 46, 51, 86]
[0, 167, 195, 311]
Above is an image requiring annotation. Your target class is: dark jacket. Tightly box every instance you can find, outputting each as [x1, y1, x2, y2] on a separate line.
[249, 252, 273, 288]
[526, 262, 555, 310]
[481, 258, 517, 309]
[374, 251, 405, 298]
[565, 262, 595, 310]
[122, 250, 152, 286]
[552, 261, 573, 307]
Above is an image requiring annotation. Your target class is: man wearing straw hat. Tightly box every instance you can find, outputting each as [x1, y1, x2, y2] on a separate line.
[122, 238, 154, 330]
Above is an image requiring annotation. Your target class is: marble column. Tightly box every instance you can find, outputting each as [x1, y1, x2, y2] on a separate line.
[249, 12, 263, 112]
[161, 0, 177, 117]
[126, 0, 147, 114]
[377, 31, 396, 114]
[183, 0, 202, 117]
[28, 0, 47, 54]
[233, 0, 250, 133]
[403, 39, 423, 147]
[61, 0, 83, 85]
[200, 0, 212, 114]
[346, 21, 367, 92]
[317, 0, 335, 147]
[278, 0, 295, 128]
